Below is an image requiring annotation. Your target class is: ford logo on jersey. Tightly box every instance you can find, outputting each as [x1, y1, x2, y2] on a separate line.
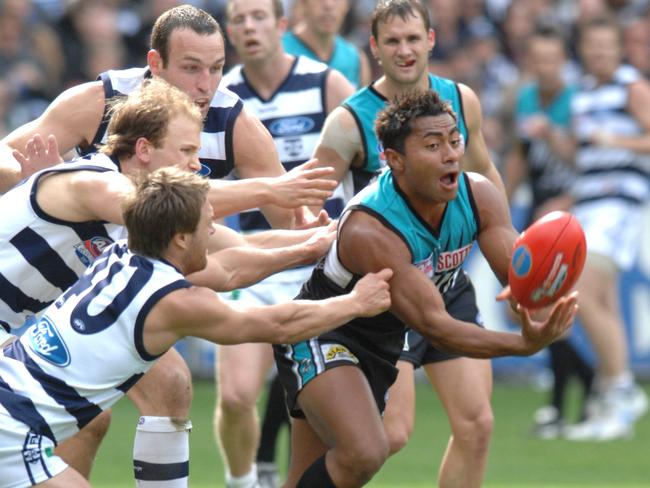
[269, 117, 315, 136]
[27, 315, 71, 367]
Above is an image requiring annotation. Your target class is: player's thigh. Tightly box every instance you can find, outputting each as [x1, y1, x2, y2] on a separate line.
[425, 357, 493, 428]
[216, 342, 274, 404]
[297, 365, 387, 451]
[127, 347, 192, 415]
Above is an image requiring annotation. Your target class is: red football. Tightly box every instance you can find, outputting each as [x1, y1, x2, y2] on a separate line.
[508, 211, 587, 309]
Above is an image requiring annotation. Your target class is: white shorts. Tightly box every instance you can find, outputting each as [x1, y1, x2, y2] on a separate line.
[0, 412, 67, 487]
[228, 266, 314, 306]
[572, 199, 644, 271]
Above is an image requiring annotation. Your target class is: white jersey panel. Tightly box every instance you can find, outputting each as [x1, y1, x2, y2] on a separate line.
[0, 154, 126, 329]
[0, 241, 191, 443]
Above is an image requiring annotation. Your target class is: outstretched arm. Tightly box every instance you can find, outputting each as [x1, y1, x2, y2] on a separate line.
[188, 223, 336, 291]
[1, 81, 106, 191]
[144, 268, 392, 354]
[208, 159, 337, 219]
[337, 210, 576, 359]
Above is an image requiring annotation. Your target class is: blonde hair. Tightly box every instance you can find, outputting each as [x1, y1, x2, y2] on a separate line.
[122, 167, 210, 259]
[101, 78, 202, 160]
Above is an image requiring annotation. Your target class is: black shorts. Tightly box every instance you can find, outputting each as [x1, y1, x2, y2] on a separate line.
[273, 333, 399, 419]
[399, 271, 484, 368]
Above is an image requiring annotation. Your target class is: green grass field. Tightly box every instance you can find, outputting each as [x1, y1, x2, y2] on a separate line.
[90, 380, 650, 487]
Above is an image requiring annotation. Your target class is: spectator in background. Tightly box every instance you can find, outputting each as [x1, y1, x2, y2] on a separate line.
[504, 26, 594, 438]
[56, 0, 129, 87]
[622, 15, 650, 77]
[282, 0, 371, 88]
[0, 0, 63, 137]
[564, 17, 650, 441]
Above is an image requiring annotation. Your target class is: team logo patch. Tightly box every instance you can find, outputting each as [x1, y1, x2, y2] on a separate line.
[197, 163, 212, 177]
[284, 137, 304, 158]
[269, 116, 314, 136]
[22, 431, 43, 464]
[74, 236, 113, 267]
[414, 253, 435, 278]
[530, 253, 568, 304]
[320, 344, 358, 364]
[27, 316, 70, 367]
[511, 245, 532, 278]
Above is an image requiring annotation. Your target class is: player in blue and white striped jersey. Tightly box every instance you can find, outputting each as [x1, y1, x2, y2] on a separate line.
[1, 5, 336, 230]
[0, 80, 340, 487]
[0, 167, 392, 488]
[216, 1, 356, 485]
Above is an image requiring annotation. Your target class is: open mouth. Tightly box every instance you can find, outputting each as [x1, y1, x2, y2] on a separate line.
[245, 39, 260, 48]
[440, 171, 458, 188]
[397, 60, 416, 68]
[195, 99, 209, 111]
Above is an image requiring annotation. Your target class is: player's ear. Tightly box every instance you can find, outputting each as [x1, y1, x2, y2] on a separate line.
[384, 148, 404, 173]
[148, 49, 163, 74]
[428, 29, 436, 51]
[369, 35, 379, 61]
[134, 137, 152, 164]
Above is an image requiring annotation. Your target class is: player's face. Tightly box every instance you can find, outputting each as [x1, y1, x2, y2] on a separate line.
[528, 37, 565, 89]
[148, 114, 202, 173]
[372, 13, 434, 86]
[153, 29, 225, 118]
[302, 0, 349, 36]
[579, 26, 622, 81]
[393, 113, 464, 203]
[227, 0, 283, 62]
[185, 198, 215, 274]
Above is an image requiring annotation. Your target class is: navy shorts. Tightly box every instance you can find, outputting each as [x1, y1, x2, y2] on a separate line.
[273, 333, 400, 419]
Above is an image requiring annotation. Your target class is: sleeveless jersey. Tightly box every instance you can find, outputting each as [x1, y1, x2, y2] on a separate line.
[223, 56, 344, 230]
[515, 82, 576, 220]
[282, 32, 362, 89]
[0, 154, 126, 330]
[571, 65, 650, 205]
[343, 74, 468, 195]
[0, 241, 191, 444]
[301, 169, 479, 362]
[82, 66, 243, 179]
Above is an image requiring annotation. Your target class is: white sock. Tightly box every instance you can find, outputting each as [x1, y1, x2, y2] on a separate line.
[133, 416, 192, 487]
[599, 372, 634, 392]
[226, 466, 258, 488]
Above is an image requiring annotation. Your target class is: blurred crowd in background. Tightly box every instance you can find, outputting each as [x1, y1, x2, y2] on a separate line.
[2, 0, 650, 172]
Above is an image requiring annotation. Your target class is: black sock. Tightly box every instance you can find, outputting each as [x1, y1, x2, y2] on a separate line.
[549, 341, 573, 416]
[296, 455, 337, 488]
[256, 375, 290, 463]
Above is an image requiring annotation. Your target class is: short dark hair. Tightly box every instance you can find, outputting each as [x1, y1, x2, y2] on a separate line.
[527, 24, 567, 51]
[371, 0, 430, 39]
[151, 4, 223, 66]
[226, 0, 284, 21]
[122, 167, 210, 259]
[375, 90, 456, 154]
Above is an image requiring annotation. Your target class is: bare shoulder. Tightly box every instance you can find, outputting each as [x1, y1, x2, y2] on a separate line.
[466, 172, 510, 229]
[457, 83, 483, 127]
[338, 210, 410, 275]
[325, 69, 355, 111]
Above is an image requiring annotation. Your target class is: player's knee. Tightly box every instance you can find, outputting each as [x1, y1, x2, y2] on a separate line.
[130, 363, 193, 417]
[385, 417, 413, 455]
[217, 384, 259, 416]
[335, 435, 389, 484]
[453, 407, 494, 452]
